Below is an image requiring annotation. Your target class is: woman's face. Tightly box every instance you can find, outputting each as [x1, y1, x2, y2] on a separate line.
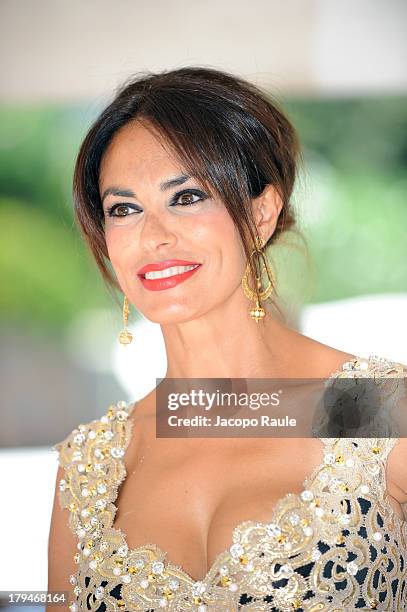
[99, 120, 247, 324]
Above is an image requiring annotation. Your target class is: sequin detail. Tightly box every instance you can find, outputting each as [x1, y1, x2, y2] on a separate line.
[53, 356, 407, 611]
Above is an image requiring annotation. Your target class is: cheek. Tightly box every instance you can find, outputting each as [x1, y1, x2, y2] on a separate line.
[104, 227, 135, 273]
[196, 210, 246, 276]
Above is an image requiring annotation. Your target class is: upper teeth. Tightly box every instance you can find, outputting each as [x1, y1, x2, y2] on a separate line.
[144, 264, 199, 279]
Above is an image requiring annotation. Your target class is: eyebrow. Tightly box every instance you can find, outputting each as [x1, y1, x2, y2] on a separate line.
[101, 174, 191, 203]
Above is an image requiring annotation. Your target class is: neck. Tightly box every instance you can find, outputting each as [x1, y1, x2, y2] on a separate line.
[162, 295, 293, 379]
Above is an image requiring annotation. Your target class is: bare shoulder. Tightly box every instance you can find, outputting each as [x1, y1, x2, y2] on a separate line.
[293, 331, 358, 377]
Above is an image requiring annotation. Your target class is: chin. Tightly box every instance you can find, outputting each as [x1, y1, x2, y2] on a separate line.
[144, 308, 200, 325]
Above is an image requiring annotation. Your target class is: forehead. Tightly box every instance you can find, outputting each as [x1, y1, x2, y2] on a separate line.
[99, 120, 181, 187]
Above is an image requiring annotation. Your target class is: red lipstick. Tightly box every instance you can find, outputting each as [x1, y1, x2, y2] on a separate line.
[137, 259, 202, 292]
[137, 259, 201, 275]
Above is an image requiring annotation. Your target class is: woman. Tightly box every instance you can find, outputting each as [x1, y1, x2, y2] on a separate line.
[47, 67, 407, 611]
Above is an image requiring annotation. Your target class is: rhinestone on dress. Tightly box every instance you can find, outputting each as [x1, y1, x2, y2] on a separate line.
[110, 447, 125, 458]
[230, 543, 244, 557]
[347, 561, 358, 575]
[152, 561, 165, 574]
[323, 453, 335, 465]
[279, 564, 294, 578]
[266, 522, 282, 536]
[300, 490, 314, 502]
[192, 581, 206, 596]
[95, 585, 105, 599]
[73, 433, 86, 445]
[319, 471, 329, 482]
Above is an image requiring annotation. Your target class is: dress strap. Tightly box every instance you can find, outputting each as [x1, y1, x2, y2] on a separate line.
[319, 353, 407, 499]
[52, 400, 134, 560]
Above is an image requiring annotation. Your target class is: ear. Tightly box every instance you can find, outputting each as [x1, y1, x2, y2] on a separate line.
[251, 184, 283, 242]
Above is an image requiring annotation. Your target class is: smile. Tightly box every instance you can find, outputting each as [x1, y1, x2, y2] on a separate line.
[138, 264, 202, 291]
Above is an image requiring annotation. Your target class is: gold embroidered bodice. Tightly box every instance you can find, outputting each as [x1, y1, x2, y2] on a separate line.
[53, 354, 407, 611]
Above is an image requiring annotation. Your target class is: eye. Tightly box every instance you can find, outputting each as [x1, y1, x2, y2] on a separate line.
[170, 189, 207, 206]
[105, 204, 138, 217]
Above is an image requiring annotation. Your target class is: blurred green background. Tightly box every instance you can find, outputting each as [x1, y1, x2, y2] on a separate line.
[1, 96, 406, 339]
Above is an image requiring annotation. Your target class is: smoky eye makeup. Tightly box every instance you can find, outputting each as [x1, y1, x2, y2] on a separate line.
[104, 202, 141, 217]
[102, 186, 211, 219]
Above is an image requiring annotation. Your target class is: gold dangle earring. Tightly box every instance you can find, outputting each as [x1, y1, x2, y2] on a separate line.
[241, 235, 274, 322]
[119, 295, 134, 344]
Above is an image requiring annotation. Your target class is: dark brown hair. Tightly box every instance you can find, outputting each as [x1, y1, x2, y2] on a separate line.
[73, 66, 302, 309]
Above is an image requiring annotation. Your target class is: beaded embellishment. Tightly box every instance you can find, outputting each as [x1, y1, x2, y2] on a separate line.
[53, 355, 407, 611]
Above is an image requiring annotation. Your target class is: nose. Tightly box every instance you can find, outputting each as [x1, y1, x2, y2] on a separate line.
[138, 210, 178, 251]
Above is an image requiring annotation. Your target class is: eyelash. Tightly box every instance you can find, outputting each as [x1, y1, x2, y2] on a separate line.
[105, 189, 207, 218]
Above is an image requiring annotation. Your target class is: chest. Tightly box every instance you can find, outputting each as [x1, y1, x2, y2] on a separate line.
[112, 437, 325, 581]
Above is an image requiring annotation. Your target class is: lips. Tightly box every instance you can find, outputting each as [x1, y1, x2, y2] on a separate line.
[138, 261, 202, 292]
[137, 259, 201, 276]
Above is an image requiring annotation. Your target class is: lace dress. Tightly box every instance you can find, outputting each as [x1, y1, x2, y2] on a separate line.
[52, 354, 407, 611]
